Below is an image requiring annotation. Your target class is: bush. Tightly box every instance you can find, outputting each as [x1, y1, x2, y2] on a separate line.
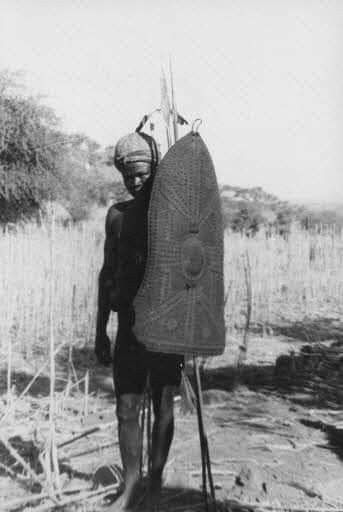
[0, 70, 128, 224]
[0, 71, 65, 221]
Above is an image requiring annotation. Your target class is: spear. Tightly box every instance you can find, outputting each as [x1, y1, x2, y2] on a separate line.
[160, 67, 172, 148]
[169, 57, 179, 144]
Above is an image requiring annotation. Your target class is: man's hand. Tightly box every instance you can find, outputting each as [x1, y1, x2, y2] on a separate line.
[95, 333, 112, 366]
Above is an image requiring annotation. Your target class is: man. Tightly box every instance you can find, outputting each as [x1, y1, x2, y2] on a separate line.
[95, 132, 184, 511]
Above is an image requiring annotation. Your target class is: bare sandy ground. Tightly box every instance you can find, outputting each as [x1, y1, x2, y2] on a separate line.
[1, 333, 343, 511]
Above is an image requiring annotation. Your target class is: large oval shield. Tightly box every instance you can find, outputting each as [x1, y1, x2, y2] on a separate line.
[133, 132, 225, 356]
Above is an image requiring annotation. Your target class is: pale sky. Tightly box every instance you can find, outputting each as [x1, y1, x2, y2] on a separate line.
[0, 0, 342, 203]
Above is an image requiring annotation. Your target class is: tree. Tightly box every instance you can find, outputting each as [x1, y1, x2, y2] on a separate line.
[0, 72, 64, 222]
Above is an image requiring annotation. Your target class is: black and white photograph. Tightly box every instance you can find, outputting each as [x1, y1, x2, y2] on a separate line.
[0, 1, 343, 511]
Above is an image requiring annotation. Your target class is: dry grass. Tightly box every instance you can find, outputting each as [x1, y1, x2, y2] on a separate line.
[224, 225, 343, 333]
[0, 220, 342, 371]
[0, 218, 116, 370]
[0, 216, 343, 510]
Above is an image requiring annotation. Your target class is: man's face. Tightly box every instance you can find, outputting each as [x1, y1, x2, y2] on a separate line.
[121, 161, 152, 197]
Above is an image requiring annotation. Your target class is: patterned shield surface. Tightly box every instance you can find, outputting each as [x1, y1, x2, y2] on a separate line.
[133, 132, 225, 356]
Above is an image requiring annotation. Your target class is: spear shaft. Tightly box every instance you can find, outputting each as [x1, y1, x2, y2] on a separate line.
[169, 58, 179, 144]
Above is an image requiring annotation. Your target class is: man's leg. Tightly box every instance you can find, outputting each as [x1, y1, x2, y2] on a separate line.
[150, 385, 176, 501]
[111, 325, 148, 510]
[114, 393, 143, 510]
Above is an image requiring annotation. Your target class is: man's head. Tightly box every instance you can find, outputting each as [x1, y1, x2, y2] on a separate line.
[114, 132, 160, 197]
[120, 161, 151, 197]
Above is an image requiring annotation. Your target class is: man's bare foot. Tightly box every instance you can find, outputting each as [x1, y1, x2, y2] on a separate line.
[112, 476, 161, 512]
[105, 492, 133, 511]
[106, 479, 143, 511]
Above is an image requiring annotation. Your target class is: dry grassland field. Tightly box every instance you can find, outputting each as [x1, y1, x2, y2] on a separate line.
[1, 214, 343, 512]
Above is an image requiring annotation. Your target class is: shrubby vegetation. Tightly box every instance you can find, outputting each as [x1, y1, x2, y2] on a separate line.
[0, 70, 341, 230]
[0, 70, 126, 224]
[220, 185, 343, 236]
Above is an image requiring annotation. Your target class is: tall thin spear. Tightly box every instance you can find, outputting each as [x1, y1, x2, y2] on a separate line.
[160, 67, 172, 148]
[169, 57, 179, 144]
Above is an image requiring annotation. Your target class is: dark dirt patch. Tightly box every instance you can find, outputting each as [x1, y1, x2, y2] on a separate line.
[266, 316, 343, 344]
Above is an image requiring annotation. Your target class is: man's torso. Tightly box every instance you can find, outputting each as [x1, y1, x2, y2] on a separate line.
[106, 194, 149, 325]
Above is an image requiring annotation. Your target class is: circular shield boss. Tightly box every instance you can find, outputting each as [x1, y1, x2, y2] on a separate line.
[181, 233, 206, 286]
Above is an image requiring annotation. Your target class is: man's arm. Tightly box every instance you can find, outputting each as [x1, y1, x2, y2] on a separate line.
[95, 206, 120, 365]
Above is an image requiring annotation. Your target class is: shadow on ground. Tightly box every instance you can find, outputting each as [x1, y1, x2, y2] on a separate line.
[199, 317, 343, 465]
[2, 316, 342, 399]
[148, 485, 254, 511]
[199, 359, 343, 467]
[0, 436, 42, 478]
[227, 316, 343, 407]
[252, 316, 343, 344]
[0, 444, 251, 512]
[202, 348, 343, 411]
[0, 345, 114, 399]
[299, 418, 343, 463]
[106, 485, 254, 512]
